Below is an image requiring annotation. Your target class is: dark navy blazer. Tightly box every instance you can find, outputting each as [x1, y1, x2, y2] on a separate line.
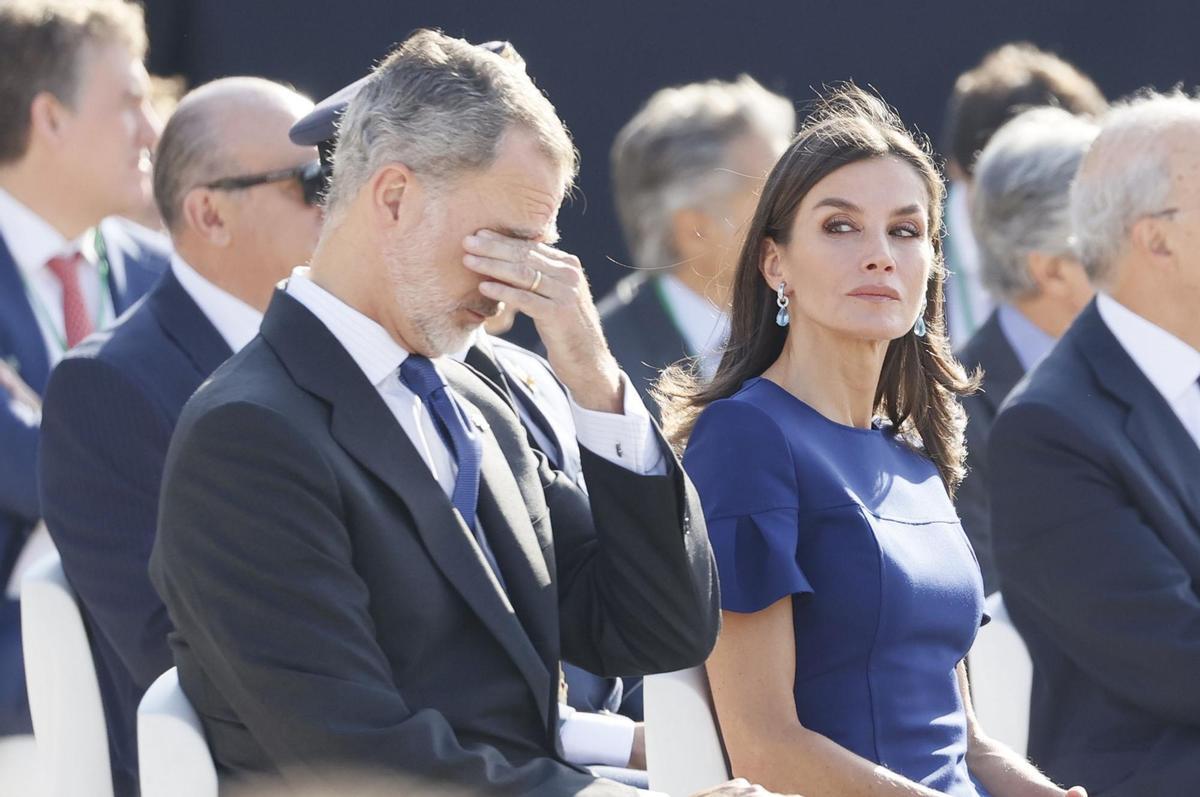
[38, 266, 229, 796]
[990, 300, 1200, 795]
[0, 219, 166, 737]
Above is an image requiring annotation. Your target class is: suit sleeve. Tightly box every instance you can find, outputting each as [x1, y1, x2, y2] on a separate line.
[150, 401, 628, 796]
[0, 388, 40, 524]
[546, 430, 720, 678]
[955, 396, 999, 595]
[990, 400, 1200, 723]
[38, 356, 176, 688]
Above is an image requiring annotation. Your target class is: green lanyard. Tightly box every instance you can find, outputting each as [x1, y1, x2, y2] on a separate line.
[17, 228, 112, 354]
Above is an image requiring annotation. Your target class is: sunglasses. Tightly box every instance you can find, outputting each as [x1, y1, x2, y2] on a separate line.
[202, 159, 330, 206]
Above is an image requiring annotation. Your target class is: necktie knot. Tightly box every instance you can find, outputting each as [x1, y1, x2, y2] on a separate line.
[46, 251, 83, 283]
[399, 355, 446, 405]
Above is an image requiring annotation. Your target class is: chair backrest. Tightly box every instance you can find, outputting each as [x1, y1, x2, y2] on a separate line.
[20, 551, 113, 797]
[138, 667, 218, 797]
[644, 665, 731, 797]
[968, 592, 1033, 756]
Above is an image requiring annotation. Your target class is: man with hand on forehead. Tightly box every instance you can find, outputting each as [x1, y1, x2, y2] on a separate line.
[151, 30, 746, 797]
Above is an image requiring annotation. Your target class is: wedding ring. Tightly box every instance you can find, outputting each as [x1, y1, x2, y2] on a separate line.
[529, 269, 544, 293]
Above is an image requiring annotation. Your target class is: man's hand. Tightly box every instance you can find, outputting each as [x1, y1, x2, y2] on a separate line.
[1065, 788, 1087, 797]
[689, 778, 778, 796]
[464, 230, 623, 414]
[0, 360, 40, 415]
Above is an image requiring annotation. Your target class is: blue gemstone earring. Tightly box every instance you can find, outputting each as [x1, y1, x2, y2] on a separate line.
[913, 301, 928, 338]
[775, 282, 790, 327]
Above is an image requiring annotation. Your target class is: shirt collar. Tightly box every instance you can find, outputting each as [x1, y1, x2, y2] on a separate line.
[658, 274, 729, 357]
[284, 266, 412, 386]
[1096, 292, 1200, 403]
[0, 186, 96, 276]
[170, 254, 264, 353]
[996, 303, 1057, 372]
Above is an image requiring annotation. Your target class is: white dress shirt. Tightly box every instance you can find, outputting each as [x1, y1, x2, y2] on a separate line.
[170, 255, 263, 353]
[658, 274, 729, 380]
[1097, 293, 1200, 449]
[286, 268, 661, 771]
[0, 187, 118, 365]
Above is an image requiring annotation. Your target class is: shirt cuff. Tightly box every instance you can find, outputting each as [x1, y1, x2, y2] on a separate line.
[558, 704, 636, 768]
[569, 371, 666, 476]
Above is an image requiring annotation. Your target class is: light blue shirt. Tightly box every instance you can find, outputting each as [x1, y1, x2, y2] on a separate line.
[996, 303, 1056, 373]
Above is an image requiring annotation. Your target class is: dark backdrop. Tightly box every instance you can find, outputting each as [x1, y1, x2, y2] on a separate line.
[143, 0, 1200, 346]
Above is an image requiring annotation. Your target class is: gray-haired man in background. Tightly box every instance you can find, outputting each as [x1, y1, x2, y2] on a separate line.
[598, 77, 794, 412]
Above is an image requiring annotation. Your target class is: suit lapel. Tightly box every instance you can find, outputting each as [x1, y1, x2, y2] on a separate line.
[146, 268, 234, 379]
[259, 292, 553, 723]
[641, 275, 695, 362]
[0, 234, 51, 394]
[973, 312, 1025, 416]
[1075, 302, 1200, 530]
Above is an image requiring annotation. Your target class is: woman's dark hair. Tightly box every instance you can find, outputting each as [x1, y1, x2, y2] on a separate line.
[655, 83, 979, 493]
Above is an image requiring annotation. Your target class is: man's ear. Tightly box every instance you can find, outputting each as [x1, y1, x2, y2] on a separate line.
[670, 207, 714, 262]
[1130, 216, 1172, 261]
[370, 163, 414, 225]
[27, 92, 70, 151]
[181, 188, 232, 247]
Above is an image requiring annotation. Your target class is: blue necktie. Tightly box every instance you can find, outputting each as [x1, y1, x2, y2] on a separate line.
[400, 355, 504, 586]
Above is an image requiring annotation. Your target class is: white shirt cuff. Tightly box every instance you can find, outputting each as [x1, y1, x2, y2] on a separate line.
[569, 371, 666, 476]
[558, 703, 636, 768]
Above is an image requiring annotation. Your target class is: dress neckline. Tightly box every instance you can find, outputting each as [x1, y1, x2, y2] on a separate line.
[745, 376, 886, 436]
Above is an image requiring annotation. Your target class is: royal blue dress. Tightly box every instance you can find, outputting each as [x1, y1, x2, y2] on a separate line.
[684, 377, 988, 797]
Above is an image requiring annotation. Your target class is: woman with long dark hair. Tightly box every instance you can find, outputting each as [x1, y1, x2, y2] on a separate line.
[659, 86, 1085, 797]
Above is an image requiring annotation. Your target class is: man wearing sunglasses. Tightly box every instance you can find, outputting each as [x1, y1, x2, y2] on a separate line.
[37, 75, 321, 797]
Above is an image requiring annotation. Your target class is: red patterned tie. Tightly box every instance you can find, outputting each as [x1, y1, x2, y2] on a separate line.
[45, 252, 93, 348]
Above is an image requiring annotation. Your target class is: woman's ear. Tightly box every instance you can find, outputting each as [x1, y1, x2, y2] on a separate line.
[760, 237, 785, 287]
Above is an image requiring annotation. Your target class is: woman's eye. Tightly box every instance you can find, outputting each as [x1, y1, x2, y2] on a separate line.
[824, 219, 856, 234]
[891, 223, 921, 238]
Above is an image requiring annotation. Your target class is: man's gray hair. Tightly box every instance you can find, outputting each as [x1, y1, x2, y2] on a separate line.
[325, 30, 577, 223]
[611, 75, 794, 270]
[1070, 90, 1200, 283]
[970, 106, 1098, 301]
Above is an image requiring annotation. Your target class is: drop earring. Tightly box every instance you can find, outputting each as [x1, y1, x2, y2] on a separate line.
[775, 282, 790, 327]
[913, 301, 928, 338]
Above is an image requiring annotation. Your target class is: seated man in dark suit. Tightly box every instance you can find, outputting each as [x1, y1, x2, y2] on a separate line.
[990, 91, 1200, 795]
[955, 106, 1097, 593]
[598, 78, 793, 414]
[150, 30, 728, 796]
[0, 0, 166, 735]
[289, 60, 647, 774]
[37, 76, 323, 796]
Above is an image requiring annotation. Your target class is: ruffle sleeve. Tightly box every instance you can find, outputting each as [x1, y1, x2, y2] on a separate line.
[684, 396, 811, 614]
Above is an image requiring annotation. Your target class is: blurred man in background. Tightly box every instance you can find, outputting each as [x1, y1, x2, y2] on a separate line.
[599, 77, 793, 413]
[956, 106, 1097, 594]
[991, 92, 1200, 794]
[941, 42, 1106, 346]
[38, 76, 321, 796]
[0, 0, 166, 738]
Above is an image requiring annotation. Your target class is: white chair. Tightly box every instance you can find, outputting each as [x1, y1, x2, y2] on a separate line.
[644, 665, 731, 797]
[20, 550, 113, 797]
[968, 592, 1033, 756]
[138, 667, 217, 797]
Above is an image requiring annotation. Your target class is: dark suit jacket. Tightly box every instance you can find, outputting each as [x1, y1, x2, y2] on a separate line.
[0, 218, 166, 736]
[148, 291, 720, 795]
[955, 310, 1024, 595]
[597, 272, 691, 419]
[990, 300, 1200, 796]
[38, 268, 231, 796]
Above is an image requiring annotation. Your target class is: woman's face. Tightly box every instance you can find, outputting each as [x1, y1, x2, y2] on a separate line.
[763, 155, 934, 343]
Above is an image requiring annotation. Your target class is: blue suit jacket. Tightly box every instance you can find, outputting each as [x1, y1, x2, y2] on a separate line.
[38, 266, 230, 796]
[0, 218, 166, 737]
[989, 301, 1200, 795]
